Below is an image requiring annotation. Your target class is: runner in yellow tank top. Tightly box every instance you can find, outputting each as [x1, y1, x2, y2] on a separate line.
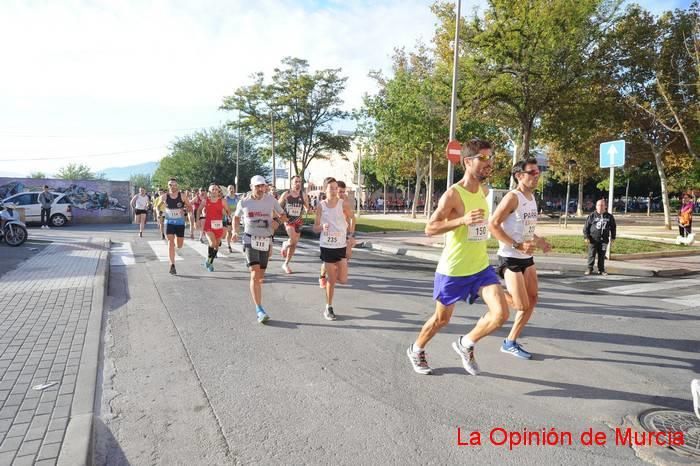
[406, 138, 510, 376]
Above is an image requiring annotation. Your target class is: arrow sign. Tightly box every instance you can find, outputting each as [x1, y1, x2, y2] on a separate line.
[599, 140, 625, 168]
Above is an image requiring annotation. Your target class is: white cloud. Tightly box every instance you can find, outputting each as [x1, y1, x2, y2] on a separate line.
[0, 0, 451, 175]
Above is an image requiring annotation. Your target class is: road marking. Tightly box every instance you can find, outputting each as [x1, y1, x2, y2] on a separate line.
[185, 240, 241, 258]
[148, 241, 183, 262]
[600, 278, 700, 295]
[662, 294, 700, 307]
[110, 242, 135, 266]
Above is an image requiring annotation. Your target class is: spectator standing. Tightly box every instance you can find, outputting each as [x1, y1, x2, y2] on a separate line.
[583, 199, 617, 275]
[38, 185, 53, 229]
[678, 193, 694, 237]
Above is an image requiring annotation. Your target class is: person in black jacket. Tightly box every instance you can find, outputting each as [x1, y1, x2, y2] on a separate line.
[583, 199, 616, 275]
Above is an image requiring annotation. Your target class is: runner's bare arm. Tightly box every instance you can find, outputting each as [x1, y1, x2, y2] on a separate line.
[196, 203, 204, 219]
[343, 201, 355, 234]
[130, 194, 138, 208]
[312, 204, 323, 233]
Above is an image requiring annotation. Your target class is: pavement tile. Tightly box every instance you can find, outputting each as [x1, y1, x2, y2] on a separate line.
[34, 458, 57, 466]
[5, 423, 29, 438]
[13, 453, 38, 465]
[47, 417, 68, 432]
[0, 435, 23, 453]
[42, 430, 63, 445]
[0, 451, 16, 464]
[37, 442, 61, 461]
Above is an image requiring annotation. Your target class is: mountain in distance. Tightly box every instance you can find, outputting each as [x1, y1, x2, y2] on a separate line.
[100, 161, 159, 181]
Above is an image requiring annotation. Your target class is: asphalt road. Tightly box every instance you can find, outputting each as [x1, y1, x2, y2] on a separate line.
[92, 227, 699, 465]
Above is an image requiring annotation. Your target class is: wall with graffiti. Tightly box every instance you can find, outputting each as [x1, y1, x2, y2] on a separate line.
[0, 178, 130, 223]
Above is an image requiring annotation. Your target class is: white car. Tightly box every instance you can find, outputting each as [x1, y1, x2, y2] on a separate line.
[1, 191, 73, 227]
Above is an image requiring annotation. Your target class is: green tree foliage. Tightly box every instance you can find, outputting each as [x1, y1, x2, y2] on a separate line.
[432, 0, 620, 159]
[55, 163, 105, 180]
[28, 172, 46, 179]
[129, 173, 152, 193]
[601, 5, 700, 227]
[152, 126, 268, 191]
[220, 57, 350, 183]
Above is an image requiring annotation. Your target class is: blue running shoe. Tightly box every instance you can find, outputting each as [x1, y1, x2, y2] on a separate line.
[500, 340, 532, 359]
[256, 310, 269, 324]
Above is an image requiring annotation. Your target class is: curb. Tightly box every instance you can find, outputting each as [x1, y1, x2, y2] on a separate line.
[359, 242, 694, 278]
[57, 238, 110, 466]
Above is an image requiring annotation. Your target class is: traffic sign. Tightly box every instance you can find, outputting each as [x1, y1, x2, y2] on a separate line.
[599, 140, 625, 168]
[446, 140, 462, 163]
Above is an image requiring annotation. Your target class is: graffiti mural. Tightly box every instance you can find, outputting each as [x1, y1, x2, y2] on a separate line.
[0, 177, 131, 223]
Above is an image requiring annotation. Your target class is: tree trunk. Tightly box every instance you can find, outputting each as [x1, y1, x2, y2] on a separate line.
[518, 118, 534, 158]
[652, 148, 672, 229]
[423, 178, 429, 217]
[411, 165, 426, 219]
[383, 183, 387, 215]
[577, 174, 584, 217]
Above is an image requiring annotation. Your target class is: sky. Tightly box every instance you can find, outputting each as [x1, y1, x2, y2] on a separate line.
[0, 0, 692, 177]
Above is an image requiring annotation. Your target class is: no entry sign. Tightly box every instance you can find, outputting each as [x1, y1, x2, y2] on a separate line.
[446, 140, 462, 163]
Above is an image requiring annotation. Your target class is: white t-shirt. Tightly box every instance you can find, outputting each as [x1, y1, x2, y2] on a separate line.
[497, 190, 538, 259]
[234, 194, 284, 240]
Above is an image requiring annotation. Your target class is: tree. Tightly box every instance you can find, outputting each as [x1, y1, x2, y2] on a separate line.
[220, 57, 351, 184]
[28, 172, 46, 179]
[431, 0, 621, 159]
[55, 163, 105, 180]
[130, 173, 152, 193]
[153, 126, 268, 191]
[602, 5, 699, 228]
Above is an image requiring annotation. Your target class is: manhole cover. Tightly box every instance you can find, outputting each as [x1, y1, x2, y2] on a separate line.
[638, 409, 700, 457]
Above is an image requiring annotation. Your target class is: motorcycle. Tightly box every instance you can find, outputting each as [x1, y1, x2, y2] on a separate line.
[0, 202, 28, 247]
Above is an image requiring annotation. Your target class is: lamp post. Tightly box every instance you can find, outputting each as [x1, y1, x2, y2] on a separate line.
[356, 145, 362, 216]
[271, 113, 276, 190]
[235, 109, 241, 189]
[563, 159, 576, 228]
[446, 0, 462, 189]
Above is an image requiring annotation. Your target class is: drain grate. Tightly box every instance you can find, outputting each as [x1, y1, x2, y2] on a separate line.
[638, 409, 700, 457]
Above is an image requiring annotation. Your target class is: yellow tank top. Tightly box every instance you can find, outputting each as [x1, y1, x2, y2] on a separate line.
[436, 184, 490, 277]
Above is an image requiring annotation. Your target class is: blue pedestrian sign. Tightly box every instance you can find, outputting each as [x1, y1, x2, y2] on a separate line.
[599, 140, 625, 168]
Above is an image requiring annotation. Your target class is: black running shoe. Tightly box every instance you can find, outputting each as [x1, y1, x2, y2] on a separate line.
[169, 264, 177, 275]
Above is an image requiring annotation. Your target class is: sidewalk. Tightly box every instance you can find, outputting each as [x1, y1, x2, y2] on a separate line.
[0, 239, 109, 465]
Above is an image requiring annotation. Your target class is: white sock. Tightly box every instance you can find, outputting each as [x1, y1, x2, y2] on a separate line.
[460, 336, 475, 348]
[412, 344, 424, 353]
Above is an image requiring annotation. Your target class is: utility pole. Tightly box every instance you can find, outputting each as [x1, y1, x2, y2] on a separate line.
[235, 110, 241, 189]
[271, 113, 276, 190]
[446, 0, 462, 189]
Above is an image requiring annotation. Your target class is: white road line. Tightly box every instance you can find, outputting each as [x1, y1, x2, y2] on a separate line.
[110, 242, 135, 266]
[148, 240, 183, 262]
[600, 278, 700, 295]
[186, 240, 243, 258]
[662, 294, 700, 307]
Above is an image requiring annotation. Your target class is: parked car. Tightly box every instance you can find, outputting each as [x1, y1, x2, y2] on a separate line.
[1, 191, 73, 227]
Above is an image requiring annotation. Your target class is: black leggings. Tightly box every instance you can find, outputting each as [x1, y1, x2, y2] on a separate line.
[679, 224, 692, 237]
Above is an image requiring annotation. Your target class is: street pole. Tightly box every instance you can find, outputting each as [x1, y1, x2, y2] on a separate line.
[236, 110, 241, 189]
[271, 113, 276, 190]
[357, 146, 362, 216]
[624, 178, 630, 214]
[428, 150, 434, 218]
[509, 142, 518, 189]
[446, 0, 461, 189]
[608, 167, 614, 214]
[564, 166, 572, 228]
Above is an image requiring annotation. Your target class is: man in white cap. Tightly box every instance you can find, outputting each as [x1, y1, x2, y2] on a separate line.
[233, 175, 287, 323]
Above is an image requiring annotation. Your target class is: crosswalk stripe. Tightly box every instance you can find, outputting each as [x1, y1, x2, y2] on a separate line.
[600, 278, 700, 295]
[185, 240, 241, 258]
[662, 294, 700, 307]
[110, 242, 135, 266]
[147, 240, 183, 262]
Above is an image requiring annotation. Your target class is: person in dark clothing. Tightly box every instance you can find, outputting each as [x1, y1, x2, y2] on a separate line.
[38, 185, 53, 229]
[583, 199, 616, 275]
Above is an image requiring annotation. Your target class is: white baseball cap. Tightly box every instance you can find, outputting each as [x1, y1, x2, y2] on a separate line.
[250, 175, 267, 187]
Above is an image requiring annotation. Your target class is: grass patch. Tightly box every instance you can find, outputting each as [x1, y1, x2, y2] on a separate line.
[485, 236, 698, 254]
[354, 217, 427, 233]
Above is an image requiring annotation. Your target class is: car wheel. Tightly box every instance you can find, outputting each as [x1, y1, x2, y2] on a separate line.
[50, 214, 67, 227]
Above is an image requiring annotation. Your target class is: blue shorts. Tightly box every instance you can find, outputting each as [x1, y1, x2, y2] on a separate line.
[433, 266, 501, 306]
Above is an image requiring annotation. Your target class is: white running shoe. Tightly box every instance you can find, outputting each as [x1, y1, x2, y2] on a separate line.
[406, 346, 432, 375]
[452, 339, 480, 375]
[692, 379, 700, 420]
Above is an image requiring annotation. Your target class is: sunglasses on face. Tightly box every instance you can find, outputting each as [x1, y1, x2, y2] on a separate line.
[469, 154, 494, 161]
[523, 169, 540, 176]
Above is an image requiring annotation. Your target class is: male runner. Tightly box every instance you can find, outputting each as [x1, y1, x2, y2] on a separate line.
[407, 138, 509, 375]
[279, 175, 310, 274]
[160, 178, 192, 275]
[336, 180, 357, 260]
[233, 175, 287, 323]
[198, 184, 231, 272]
[224, 184, 240, 253]
[489, 158, 552, 360]
[313, 178, 354, 320]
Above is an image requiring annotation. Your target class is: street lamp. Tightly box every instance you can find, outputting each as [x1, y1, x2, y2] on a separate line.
[563, 159, 576, 228]
[236, 109, 241, 189]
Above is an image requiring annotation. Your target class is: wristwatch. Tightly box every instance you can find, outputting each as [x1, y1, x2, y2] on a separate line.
[511, 241, 522, 251]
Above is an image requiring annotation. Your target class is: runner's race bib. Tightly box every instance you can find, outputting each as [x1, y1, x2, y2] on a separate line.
[165, 208, 183, 219]
[287, 205, 302, 217]
[251, 236, 271, 251]
[467, 222, 488, 241]
[210, 220, 223, 229]
[321, 231, 346, 248]
[522, 219, 537, 241]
